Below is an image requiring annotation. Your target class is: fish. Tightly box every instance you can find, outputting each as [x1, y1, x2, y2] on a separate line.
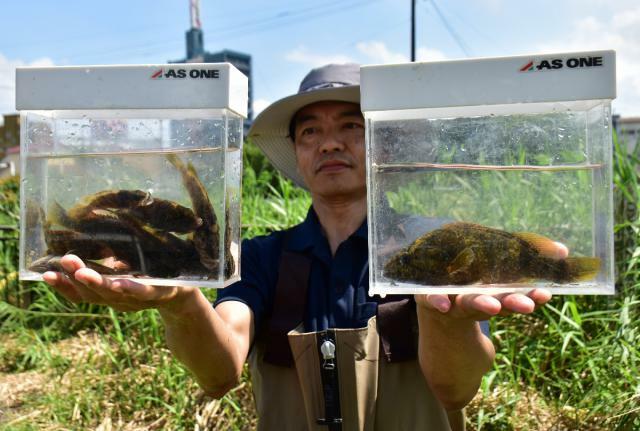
[48, 203, 144, 269]
[383, 221, 601, 285]
[48, 201, 132, 235]
[167, 154, 220, 271]
[24, 199, 48, 253]
[28, 254, 122, 275]
[67, 189, 202, 233]
[78, 208, 195, 277]
[48, 203, 185, 275]
[44, 229, 113, 260]
[66, 189, 151, 220]
[116, 200, 202, 234]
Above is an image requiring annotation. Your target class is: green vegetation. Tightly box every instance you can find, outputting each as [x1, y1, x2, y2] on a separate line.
[1, 136, 638, 430]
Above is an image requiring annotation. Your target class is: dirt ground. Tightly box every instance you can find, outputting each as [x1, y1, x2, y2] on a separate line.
[0, 369, 50, 427]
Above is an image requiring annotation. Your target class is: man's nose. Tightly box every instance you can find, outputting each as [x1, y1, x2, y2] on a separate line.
[318, 131, 345, 153]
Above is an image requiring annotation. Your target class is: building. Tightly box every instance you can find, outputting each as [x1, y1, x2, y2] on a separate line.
[613, 115, 640, 152]
[0, 114, 20, 178]
[1, 114, 19, 150]
[172, 0, 253, 135]
[0, 145, 19, 179]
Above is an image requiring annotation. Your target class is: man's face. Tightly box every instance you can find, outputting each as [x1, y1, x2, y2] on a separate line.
[292, 101, 366, 199]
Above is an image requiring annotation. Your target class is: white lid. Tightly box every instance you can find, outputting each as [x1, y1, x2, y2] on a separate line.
[361, 50, 616, 111]
[15, 63, 248, 117]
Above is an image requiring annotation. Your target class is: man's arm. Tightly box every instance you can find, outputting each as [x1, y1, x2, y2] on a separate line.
[415, 290, 552, 411]
[159, 293, 254, 398]
[43, 254, 254, 398]
[416, 297, 494, 411]
[414, 241, 567, 410]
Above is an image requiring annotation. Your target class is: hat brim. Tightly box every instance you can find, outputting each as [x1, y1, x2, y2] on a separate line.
[248, 85, 360, 189]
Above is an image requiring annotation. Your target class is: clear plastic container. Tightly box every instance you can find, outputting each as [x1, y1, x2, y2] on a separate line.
[361, 51, 616, 295]
[17, 64, 247, 288]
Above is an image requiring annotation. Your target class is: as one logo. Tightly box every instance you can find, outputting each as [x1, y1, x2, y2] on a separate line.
[519, 56, 604, 72]
[150, 68, 220, 79]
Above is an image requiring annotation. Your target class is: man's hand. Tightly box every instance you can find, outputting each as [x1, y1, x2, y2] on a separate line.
[416, 288, 552, 321]
[42, 254, 193, 314]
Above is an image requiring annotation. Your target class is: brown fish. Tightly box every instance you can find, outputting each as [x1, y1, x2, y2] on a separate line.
[66, 189, 151, 220]
[48, 203, 145, 268]
[24, 199, 48, 253]
[116, 200, 201, 233]
[48, 201, 132, 234]
[383, 222, 600, 285]
[28, 254, 121, 275]
[44, 229, 113, 260]
[167, 154, 220, 271]
[86, 208, 195, 277]
[67, 189, 202, 233]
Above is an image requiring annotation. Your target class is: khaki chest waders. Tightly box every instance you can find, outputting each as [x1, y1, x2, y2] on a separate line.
[248, 246, 464, 431]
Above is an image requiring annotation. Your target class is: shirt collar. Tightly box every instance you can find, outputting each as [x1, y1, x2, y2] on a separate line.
[286, 206, 368, 252]
[353, 217, 368, 240]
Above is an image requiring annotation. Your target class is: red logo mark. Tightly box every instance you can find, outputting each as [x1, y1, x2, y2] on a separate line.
[151, 69, 163, 79]
[519, 61, 534, 72]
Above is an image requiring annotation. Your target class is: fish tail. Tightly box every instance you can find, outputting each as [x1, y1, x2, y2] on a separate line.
[166, 153, 185, 172]
[565, 257, 601, 282]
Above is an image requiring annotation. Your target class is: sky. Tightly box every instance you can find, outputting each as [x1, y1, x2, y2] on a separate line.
[1, 0, 639, 123]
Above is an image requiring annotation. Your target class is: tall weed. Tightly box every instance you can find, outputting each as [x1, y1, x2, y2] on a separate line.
[1, 135, 639, 429]
[470, 133, 640, 430]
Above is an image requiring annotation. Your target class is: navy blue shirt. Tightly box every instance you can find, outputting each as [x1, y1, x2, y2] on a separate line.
[215, 207, 490, 336]
[215, 207, 378, 332]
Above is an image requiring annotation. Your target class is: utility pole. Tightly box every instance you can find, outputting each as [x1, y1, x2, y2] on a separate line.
[411, 0, 416, 61]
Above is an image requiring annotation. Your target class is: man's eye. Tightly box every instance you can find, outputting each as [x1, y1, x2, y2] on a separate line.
[345, 122, 364, 130]
[301, 127, 316, 136]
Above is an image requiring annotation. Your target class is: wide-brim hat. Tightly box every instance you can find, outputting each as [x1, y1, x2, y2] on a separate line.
[248, 63, 361, 189]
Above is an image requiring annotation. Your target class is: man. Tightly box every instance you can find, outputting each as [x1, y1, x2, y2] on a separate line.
[44, 63, 558, 430]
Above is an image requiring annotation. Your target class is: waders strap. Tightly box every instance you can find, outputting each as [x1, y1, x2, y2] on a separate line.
[263, 249, 311, 367]
[377, 297, 417, 362]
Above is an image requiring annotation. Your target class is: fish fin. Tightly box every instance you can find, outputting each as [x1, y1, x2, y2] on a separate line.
[447, 247, 476, 276]
[48, 201, 72, 228]
[513, 232, 559, 256]
[566, 257, 601, 281]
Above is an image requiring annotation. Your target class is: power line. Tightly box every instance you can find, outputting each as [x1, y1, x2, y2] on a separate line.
[9, 0, 381, 64]
[205, 0, 381, 42]
[211, 0, 363, 34]
[341, 17, 410, 50]
[428, 1, 503, 51]
[427, 0, 473, 57]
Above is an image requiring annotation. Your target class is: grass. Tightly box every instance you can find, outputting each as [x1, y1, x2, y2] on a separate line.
[467, 132, 640, 431]
[0, 134, 639, 430]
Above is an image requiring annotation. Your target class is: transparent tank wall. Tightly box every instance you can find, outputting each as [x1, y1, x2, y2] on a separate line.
[367, 101, 614, 295]
[222, 113, 243, 286]
[19, 108, 244, 288]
